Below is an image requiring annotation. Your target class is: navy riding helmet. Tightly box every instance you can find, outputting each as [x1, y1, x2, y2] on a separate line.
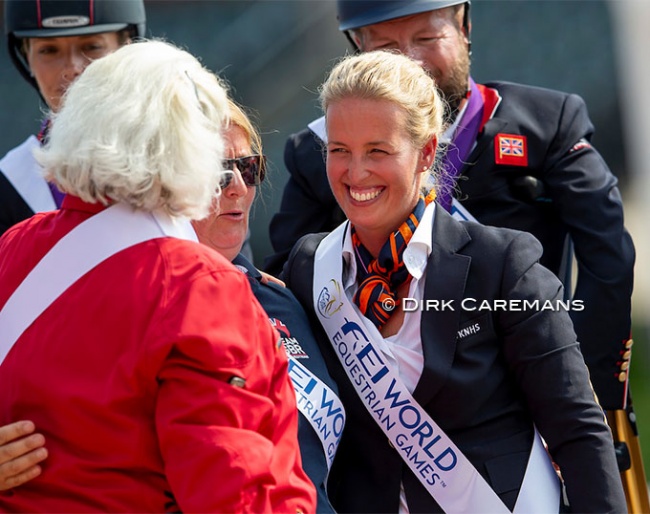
[336, 0, 470, 51]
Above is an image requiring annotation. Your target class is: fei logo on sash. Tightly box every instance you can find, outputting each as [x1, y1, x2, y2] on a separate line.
[317, 279, 344, 318]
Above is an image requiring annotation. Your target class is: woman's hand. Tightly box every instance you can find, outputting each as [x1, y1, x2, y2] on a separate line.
[0, 421, 48, 490]
[259, 270, 286, 288]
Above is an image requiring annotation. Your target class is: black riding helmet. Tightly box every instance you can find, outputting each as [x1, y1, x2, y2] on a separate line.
[5, 0, 146, 91]
[336, 0, 471, 52]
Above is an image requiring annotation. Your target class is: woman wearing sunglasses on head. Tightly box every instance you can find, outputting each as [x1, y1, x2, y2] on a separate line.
[0, 98, 342, 514]
[282, 50, 625, 513]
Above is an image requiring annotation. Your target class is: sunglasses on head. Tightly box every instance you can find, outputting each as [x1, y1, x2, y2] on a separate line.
[220, 154, 266, 189]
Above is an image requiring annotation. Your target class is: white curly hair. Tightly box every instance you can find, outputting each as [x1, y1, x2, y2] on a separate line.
[35, 39, 230, 220]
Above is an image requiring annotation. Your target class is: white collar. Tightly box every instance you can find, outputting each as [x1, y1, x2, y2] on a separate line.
[404, 201, 436, 280]
[441, 99, 469, 144]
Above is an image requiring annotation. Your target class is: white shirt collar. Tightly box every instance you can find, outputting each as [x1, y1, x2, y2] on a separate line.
[441, 99, 469, 145]
[403, 201, 436, 280]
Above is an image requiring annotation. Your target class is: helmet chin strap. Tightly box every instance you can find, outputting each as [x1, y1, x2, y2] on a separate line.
[343, 30, 360, 52]
[462, 1, 472, 56]
[8, 35, 42, 96]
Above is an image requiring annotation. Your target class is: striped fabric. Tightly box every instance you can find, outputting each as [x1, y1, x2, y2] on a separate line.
[352, 189, 436, 329]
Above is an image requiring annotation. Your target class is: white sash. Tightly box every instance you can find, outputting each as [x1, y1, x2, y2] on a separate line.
[312, 222, 560, 513]
[0, 203, 197, 367]
[287, 355, 345, 470]
[0, 135, 56, 214]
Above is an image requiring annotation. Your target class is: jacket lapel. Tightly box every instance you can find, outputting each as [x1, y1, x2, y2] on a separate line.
[412, 209, 472, 407]
[466, 116, 508, 166]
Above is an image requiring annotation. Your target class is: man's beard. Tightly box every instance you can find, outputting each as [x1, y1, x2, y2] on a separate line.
[434, 50, 471, 125]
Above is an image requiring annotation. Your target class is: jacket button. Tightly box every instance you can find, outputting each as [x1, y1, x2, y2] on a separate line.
[388, 439, 395, 449]
[623, 350, 632, 361]
[625, 339, 634, 349]
[228, 376, 246, 388]
[621, 361, 630, 371]
[618, 371, 628, 383]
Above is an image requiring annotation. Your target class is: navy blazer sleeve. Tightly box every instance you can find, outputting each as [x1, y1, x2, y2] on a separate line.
[460, 82, 635, 410]
[495, 232, 625, 513]
[540, 92, 635, 410]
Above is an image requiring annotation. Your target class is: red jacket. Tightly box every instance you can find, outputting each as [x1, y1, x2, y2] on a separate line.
[0, 196, 316, 513]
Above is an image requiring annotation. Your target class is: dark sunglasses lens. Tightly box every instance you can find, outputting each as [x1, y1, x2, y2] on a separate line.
[238, 156, 262, 186]
[220, 155, 266, 188]
[219, 170, 234, 189]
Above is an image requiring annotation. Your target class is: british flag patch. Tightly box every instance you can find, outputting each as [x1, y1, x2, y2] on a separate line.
[495, 133, 528, 167]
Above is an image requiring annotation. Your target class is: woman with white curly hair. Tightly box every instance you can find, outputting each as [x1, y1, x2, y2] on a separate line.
[0, 40, 316, 513]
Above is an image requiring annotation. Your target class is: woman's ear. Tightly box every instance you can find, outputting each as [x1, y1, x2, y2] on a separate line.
[420, 136, 437, 171]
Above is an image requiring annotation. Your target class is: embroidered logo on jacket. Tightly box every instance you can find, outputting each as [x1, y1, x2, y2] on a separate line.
[495, 133, 528, 167]
[269, 317, 309, 359]
[457, 322, 481, 340]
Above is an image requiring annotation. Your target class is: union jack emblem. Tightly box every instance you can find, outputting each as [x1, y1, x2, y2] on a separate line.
[269, 317, 291, 339]
[500, 137, 524, 156]
[495, 133, 528, 167]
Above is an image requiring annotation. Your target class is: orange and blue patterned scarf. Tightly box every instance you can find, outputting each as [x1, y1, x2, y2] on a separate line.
[352, 189, 436, 329]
